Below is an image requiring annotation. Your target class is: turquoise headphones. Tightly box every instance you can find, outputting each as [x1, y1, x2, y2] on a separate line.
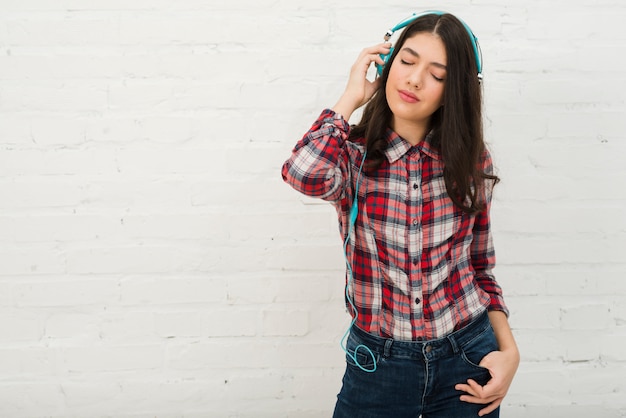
[375, 11, 483, 80]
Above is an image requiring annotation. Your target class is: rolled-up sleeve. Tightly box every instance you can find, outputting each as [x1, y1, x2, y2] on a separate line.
[471, 151, 509, 315]
[281, 109, 352, 203]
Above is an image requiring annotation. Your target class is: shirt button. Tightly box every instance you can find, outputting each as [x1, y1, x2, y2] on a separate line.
[413, 183, 418, 190]
[415, 297, 420, 304]
[413, 258, 418, 265]
[412, 219, 418, 226]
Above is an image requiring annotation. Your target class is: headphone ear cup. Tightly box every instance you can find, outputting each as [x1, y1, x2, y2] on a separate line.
[376, 47, 394, 76]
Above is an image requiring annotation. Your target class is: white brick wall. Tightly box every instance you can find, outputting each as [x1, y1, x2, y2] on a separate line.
[0, 1, 624, 417]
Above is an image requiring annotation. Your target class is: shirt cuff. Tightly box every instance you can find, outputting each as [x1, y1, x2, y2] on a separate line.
[487, 296, 510, 317]
[320, 108, 350, 131]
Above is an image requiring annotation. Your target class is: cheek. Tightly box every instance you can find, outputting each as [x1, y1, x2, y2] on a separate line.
[386, 62, 403, 85]
[384, 65, 404, 99]
[431, 85, 445, 105]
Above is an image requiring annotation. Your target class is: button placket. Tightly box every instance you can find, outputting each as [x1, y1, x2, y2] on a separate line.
[407, 153, 424, 328]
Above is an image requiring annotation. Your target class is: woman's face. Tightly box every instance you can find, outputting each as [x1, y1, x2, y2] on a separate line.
[385, 32, 447, 135]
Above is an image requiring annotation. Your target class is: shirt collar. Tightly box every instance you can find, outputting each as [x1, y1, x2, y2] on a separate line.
[383, 129, 441, 163]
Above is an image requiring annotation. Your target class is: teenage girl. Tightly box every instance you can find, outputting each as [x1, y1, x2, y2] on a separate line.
[282, 12, 519, 417]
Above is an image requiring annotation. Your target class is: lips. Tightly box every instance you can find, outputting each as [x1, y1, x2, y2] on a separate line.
[398, 90, 419, 103]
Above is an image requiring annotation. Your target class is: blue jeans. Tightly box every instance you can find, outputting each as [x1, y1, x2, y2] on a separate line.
[333, 311, 499, 418]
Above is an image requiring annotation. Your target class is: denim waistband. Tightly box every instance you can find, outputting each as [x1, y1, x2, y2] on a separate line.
[349, 311, 492, 360]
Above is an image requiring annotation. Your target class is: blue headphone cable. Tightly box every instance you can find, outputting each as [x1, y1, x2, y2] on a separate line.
[340, 150, 377, 373]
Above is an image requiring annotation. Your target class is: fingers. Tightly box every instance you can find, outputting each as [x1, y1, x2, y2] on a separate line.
[354, 43, 391, 69]
[455, 378, 484, 397]
[340, 43, 390, 109]
[459, 374, 507, 397]
[459, 393, 500, 405]
[337, 43, 392, 112]
[458, 387, 502, 417]
[456, 379, 501, 404]
[360, 42, 392, 57]
[478, 398, 503, 417]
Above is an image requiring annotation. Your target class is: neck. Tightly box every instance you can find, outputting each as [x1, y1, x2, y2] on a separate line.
[390, 117, 430, 146]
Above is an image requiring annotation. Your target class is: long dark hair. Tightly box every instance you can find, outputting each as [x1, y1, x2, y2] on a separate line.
[349, 13, 499, 214]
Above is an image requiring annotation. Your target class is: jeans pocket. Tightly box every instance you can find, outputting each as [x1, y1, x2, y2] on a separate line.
[459, 324, 498, 371]
[345, 332, 378, 370]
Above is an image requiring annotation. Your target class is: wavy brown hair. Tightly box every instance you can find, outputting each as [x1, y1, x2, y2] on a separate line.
[349, 13, 499, 214]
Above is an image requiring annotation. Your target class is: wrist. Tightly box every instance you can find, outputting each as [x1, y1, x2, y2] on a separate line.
[332, 95, 360, 122]
[499, 345, 520, 368]
[487, 310, 519, 356]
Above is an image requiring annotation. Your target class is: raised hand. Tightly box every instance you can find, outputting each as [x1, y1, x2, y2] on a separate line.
[332, 42, 391, 121]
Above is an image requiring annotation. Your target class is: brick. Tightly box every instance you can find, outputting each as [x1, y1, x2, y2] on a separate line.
[120, 276, 227, 305]
[273, 273, 334, 303]
[266, 242, 344, 272]
[166, 340, 273, 370]
[80, 178, 194, 210]
[0, 247, 66, 276]
[64, 245, 203, 275]
[14, 278, 119, 307]
[0, 81, 108, 113]
[5, 17, 121, 47]
[0, 213, 122, 243]
[100, 311, 159, 342]
[0, 382, 65, 416]
[506, 297, 560, 330]
[262, 309, 309, 337]
[527, 9, 626, 41]
[61, 344, 163, 373]
[58, 380, 122, 410]
[190, 178, 298, 208]
[0, 115, 37, 145]
[561, 304, 611, 331]
[154, 311, 205, 338]
[0, 179, 86, 210]
[203, 308, 257, 338]
[0, 310, 42, 342]
[494, 202, 626, 235]
[0, 347, 58, 376]
[45, 312, 99, 339]
[0, 147, 119, 177]
[513, 329, 562, 362]
[561, 331, 602, 362]
[497, 233, 625, 266]
[600, 328, 626, 361]
[115, 376, 226, 412]
[569, 362, 626, 401]
[119, 212, 230, 241]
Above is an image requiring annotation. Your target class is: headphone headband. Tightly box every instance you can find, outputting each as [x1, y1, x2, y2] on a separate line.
[376, 11, 483, 79]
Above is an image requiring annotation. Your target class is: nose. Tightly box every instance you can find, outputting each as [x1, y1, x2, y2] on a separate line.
[407, 69, 423, 89]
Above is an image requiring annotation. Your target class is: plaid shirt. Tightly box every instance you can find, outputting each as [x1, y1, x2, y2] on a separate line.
[282, 109, 508, 340]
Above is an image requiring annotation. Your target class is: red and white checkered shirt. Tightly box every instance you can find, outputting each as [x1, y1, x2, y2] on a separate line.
[282, 109, 508, 340]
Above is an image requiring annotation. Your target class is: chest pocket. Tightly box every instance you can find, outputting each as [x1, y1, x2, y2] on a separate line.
[422, 175, 460, 249]
[362, 173, 408, 272]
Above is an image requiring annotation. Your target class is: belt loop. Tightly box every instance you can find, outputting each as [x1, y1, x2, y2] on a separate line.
[447, 334, 459, 354]
[383, 338, 393, 358]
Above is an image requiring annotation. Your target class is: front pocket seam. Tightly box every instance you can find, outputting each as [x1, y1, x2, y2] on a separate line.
[459, 348, 489, 371]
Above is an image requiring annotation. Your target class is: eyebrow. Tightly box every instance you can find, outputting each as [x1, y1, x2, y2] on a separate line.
[400, 47, 447, 70]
